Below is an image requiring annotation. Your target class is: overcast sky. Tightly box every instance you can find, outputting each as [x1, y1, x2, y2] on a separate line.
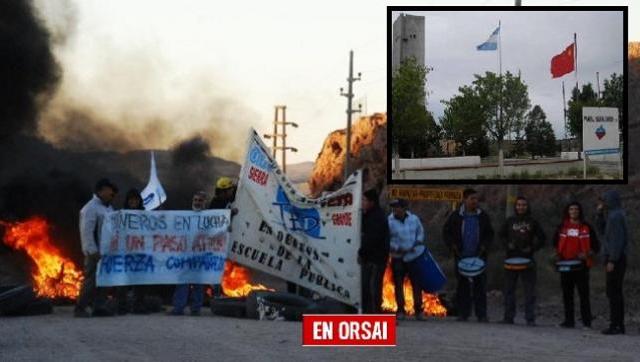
[392, 9, 624, 138]
[35, 0, 635, 163]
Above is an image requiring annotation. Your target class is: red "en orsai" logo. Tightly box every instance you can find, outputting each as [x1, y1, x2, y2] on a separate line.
[302, 314, 396, 347]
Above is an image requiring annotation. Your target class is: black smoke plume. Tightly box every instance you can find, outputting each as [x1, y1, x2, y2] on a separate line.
[0, 0, 60, 140]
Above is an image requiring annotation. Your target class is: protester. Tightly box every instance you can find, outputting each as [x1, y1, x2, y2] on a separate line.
[169, 191, 208, 316]
[209, 177, 237, 211]
[498, 196, 546, 326]
[388, 199, 426, 320]
[358, 189, 390, 314]
[75, 178, 118, 318]
[597, 191, 629, 335]
[443, 188, 494, 322]
[116, 188, 150, 314]
[209, 177, 238, 298]
[553, 201, 599, 329]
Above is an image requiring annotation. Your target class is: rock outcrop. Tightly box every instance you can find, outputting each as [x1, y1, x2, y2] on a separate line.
[308, 113, 386, 197]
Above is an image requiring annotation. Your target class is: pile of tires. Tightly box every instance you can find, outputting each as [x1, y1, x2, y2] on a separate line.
[0, 284, 53, 316]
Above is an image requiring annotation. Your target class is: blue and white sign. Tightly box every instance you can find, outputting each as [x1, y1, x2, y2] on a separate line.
[96, 209, 231, 286]
[229, 130, 363, 307]
[583, 107, 620, 156]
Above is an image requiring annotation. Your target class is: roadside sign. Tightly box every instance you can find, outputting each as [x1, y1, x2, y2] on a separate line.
[582, 107, 619, 155]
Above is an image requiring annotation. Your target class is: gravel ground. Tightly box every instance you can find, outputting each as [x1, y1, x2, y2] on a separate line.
[1, 305, 639, 362]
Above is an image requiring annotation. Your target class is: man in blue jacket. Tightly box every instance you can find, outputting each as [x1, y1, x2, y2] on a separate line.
[443, 188, 494, 322]
[597, 190, 629, 335]
[388, 199, 425, 320]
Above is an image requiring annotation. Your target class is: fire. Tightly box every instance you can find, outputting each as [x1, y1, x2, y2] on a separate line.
[221, 261, 273, 297]
[381, 263, 447, 317]
[0, 216, 83, 299]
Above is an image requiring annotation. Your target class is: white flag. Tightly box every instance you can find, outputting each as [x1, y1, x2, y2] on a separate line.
[140, 151, 167, 210]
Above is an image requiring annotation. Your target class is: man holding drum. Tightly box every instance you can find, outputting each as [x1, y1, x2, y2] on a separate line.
[388, 199, 426, 321]
[553, 201, 599, 329]
[443, 188, 494, 323]
[499, 196, 546, 326]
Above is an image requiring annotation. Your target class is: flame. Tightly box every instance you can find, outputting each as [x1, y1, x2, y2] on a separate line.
[1, 217, 83, 299]
[381, 263, 447, 317]
[221, 261, 273, 297]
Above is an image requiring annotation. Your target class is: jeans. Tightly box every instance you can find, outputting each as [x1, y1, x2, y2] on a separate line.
[606, 256, 626, 329]
[391, 258, 422, 314]
[362, 262, 385, 313]
[456, 271, 487, 319]
[560, 269, 591, 326]
[504, 267, 536, 322]
[172, 284, 204, 313]
[76, 254, 107, 311]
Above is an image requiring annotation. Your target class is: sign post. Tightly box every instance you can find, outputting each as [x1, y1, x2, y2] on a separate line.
[582, 107, 620, 179]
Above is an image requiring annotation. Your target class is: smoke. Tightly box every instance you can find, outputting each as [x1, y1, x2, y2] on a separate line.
[0, 0, 61, 140]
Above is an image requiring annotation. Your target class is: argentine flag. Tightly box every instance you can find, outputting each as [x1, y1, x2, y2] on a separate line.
[477, 26, 500, 51]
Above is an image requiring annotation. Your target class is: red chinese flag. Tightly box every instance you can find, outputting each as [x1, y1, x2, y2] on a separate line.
[551, 43, 575, 78]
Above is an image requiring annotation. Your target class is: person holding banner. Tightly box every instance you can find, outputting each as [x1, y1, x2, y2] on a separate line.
[169, 191, 208, 316]
[208, 177, 237, 298]
[553, 202, 599, 329]
[499, 197, 546, 326]
[597, 191, 629, 335]
[443, 188, 494, 323]
[75, 178, 118, 318]
[388, 199, 426, 321]
[358, 189, 390, 314]
[116, 188, 151, 315]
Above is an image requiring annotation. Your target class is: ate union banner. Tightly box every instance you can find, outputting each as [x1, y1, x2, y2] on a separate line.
[229, 129, 362, 307]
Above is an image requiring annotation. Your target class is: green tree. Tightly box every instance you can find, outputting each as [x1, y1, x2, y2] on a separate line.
[391, 57, 439, 157]
[567, 83, 599, 153]
[440, 85, 487, 156]
[525, 105, 557, 159]
[472, 71, 531, 151]
[601, 73, 623, 125]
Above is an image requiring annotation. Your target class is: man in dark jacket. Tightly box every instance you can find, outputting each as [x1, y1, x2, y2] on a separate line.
[358, 189, 390, 314]
[499, 196, 545, 326]
[597, 190, 629, 335]
[443, 188, 494, 322]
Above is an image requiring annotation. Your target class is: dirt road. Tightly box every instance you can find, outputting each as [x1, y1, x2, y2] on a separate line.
[0, 306, 638, 362]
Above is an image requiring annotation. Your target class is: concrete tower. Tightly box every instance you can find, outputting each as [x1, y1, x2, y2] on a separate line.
[392, 14, 425, 71]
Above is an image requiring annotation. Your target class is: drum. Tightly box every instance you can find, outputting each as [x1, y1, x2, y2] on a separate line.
[457, 257, 485, 278]
[555, 260, 584, 272]
[504, 257, 533, 271]
[406, 249, 447, 293]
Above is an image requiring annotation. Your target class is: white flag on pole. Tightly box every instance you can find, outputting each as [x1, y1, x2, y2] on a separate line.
[140, 151, 167, 210]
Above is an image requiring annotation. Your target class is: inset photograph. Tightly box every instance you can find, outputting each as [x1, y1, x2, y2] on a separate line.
[389, 6, 627, 182]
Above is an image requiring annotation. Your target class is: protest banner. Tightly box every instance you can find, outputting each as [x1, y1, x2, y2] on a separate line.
[229, 129, 362, 307]
[97, 209, 230, 286]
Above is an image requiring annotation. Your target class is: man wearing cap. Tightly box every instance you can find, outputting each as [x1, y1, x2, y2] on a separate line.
[443, 188, 494, 322]
[388, 198, 426, 320]
[75, 178, 118, 318]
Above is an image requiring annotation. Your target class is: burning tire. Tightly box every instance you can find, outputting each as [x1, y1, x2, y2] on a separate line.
[246, 291, 313, 321]
[0, 284, 36, 315]
[4, 297, 54, 316]
[210, 297, 247, 318]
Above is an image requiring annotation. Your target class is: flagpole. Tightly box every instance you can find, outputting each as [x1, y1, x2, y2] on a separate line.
[575, 32, 586, 178]
[498, 20, 504, 176]
[574, 33, 578, 93]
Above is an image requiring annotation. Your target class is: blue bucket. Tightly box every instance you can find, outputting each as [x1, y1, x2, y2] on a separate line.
[407, 249, 447, 293]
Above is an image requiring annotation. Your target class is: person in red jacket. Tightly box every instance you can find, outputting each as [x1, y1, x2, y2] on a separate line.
[553, 201, 600, 329]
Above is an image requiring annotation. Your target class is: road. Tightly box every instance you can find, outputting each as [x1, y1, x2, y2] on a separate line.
[1, 306, 638, 361]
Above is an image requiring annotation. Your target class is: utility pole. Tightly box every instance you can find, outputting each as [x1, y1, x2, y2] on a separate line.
[340, 50, 362, 180]
[596, 71, 601, 99]
[263, 105, 298, 174]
